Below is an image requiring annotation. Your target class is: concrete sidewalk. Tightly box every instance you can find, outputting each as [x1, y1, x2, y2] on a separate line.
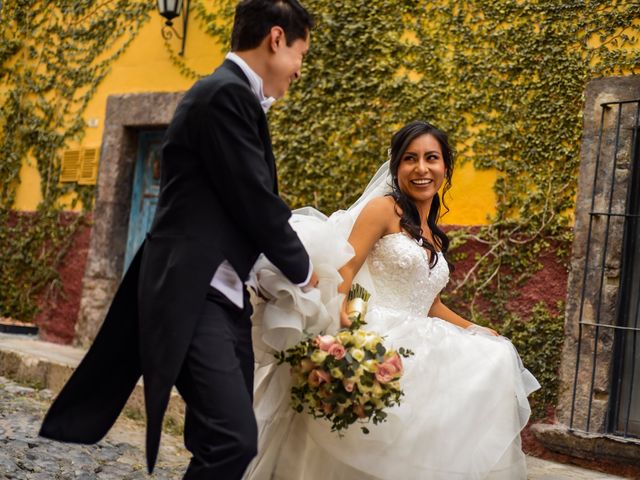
[0, 333, 629, 479]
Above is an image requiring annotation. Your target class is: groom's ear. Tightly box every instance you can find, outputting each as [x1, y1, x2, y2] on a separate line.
[267, 26, 286, 53]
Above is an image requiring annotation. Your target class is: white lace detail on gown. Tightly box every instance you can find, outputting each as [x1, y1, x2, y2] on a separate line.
[367, 232, 448, 316]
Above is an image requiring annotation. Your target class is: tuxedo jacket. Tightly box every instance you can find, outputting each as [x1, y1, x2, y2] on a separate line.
[40, 60, 310, 471]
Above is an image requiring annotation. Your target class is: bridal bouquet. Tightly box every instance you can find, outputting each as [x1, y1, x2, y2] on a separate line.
[275, 284, 413, 434]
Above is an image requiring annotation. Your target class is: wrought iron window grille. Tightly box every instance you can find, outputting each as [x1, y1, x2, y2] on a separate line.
[570, 98, 640, 439]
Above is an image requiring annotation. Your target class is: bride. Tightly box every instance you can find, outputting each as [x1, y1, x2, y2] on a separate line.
[244, 121, 540, 480]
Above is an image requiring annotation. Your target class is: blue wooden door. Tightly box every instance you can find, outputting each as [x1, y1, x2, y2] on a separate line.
[124, 131, 165, 272]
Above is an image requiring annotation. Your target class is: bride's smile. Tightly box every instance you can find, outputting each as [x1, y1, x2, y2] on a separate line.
[396, 133, 446, 207]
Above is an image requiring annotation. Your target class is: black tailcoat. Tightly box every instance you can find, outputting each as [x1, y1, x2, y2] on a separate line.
[40, 60, 310, 471]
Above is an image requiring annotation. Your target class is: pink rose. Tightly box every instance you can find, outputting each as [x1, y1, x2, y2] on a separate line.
[375, 363, 397, 384]
[385, 352, 403, 376]
[353, 404, 366, 418]
[343, 378, 356, 392]
[308, 369, 331, 388]
[327, 343, 346, 360]
[299, 358, 315, 373]
[314, 335, 337, 352]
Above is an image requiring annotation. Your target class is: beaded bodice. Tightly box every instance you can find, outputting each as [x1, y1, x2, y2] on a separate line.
[366, 232, 450, 316]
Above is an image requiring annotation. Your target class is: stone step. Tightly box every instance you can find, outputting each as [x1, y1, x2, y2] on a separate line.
[0, 333, 185, 432]
[526, 456, 628, 479]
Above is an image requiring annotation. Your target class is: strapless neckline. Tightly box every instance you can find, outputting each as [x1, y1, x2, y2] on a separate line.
[366, 231, 449, 316]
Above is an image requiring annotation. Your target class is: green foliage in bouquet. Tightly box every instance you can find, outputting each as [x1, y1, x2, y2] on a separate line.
[272, 281, 414, 434]
[275, 329, 413, 435]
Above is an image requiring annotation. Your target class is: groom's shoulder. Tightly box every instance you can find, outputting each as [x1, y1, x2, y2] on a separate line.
[208, 61, 247, 88]
[185, 63, 252, 105]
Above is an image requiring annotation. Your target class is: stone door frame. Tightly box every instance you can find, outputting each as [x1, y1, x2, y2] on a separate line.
[533, 76, 640, 463]
[75, 92, 183, 346]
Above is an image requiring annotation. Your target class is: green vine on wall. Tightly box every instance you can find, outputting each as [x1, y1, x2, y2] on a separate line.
[0, 0, 153, 320]
[167, 0, 640, 417]
[178, 0, 640, 311]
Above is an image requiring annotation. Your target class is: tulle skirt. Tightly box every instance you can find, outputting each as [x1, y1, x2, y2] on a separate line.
[246, 303, 539, 480]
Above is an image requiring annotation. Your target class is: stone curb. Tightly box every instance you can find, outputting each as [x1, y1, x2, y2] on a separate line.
[0, 333, 185, 432]
[532, 423, 640, 467]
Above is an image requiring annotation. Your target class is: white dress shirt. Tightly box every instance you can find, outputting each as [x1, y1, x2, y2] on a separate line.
[209, 52, 312, 308]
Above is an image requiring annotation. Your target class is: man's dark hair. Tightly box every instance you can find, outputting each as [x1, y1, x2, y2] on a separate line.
[231, 0, 314, 51]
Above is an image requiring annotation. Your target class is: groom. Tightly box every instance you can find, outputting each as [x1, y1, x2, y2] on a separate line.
[40, 1, 316, 478]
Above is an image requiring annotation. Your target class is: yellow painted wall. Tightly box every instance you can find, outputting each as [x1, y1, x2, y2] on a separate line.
[79, 15, 223, 149]
[13, 161, 43, 211]
[13, 11, 223, 212]
[442, 162, 497, 226]
[13, 9, 497, 225]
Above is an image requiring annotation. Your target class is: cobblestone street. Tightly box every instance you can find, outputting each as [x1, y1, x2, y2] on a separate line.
[0, 371, 629, 479]
[0, 376, 188, 479]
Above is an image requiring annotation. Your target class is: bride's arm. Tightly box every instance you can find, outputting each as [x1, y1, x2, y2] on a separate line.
[338, 196, 396, 325]
[428, 296, 499, 335]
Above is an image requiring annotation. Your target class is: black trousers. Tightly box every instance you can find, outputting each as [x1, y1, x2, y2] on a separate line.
[175, 287, 257, 479]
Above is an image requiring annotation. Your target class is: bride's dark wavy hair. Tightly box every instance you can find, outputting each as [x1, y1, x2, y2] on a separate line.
[388, 120, 454, 270]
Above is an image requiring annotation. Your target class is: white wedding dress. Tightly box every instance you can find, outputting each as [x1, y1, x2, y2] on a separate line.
[244, 163, 540, 480]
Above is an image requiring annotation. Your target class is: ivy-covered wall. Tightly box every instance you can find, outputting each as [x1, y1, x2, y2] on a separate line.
[176, 0, 640, 418]
[0, 1, 154, 321]
[0, 0, 224, 327]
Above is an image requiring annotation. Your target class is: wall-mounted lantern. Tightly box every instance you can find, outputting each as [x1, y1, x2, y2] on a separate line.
[157, 0, 191, 56]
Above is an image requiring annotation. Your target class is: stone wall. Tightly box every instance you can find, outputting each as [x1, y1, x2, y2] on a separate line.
[534, 76, 640, 463]
[74, 92, 183, 346]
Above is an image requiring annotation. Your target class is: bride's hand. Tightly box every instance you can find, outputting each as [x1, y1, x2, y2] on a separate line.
[485, 327, 500, 337]
[466, 324, 500, 337]
[340, 298, 352, 328]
